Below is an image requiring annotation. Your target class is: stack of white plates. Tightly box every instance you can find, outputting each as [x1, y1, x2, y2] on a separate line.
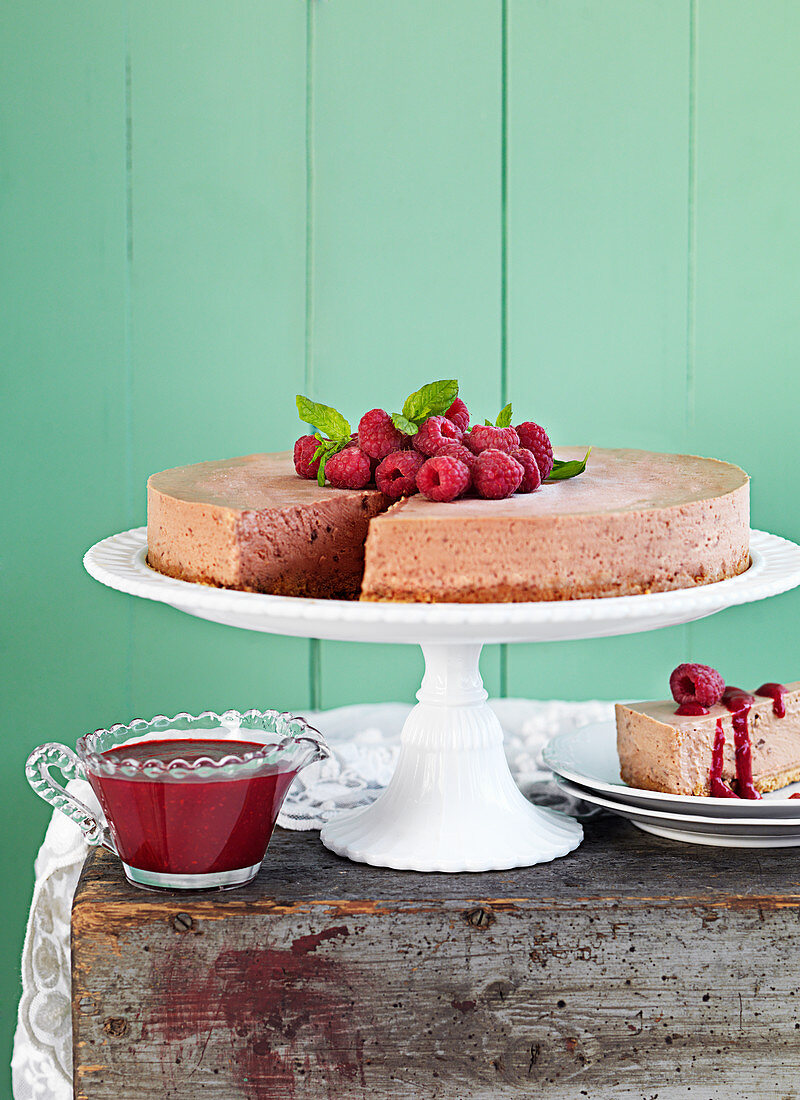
[543, 720, 800, 847]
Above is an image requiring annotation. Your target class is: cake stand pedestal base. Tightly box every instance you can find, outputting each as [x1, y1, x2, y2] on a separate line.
[320, 643, 583, 872]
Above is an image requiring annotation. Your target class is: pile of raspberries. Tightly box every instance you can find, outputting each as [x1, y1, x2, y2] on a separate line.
[294, 399, 555, 502]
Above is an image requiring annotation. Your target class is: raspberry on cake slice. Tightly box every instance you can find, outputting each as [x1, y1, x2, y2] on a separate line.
[616, 672, 800, 798]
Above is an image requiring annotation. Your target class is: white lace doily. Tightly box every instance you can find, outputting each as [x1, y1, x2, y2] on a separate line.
[11, 698, 612, 1100]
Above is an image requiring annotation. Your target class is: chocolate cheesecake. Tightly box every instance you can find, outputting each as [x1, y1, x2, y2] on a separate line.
[147, 447, 750, 603]
[617, 684, 800, 797]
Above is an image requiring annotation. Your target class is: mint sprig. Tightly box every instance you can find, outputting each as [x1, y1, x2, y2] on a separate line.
[547, 448, 591, 482]
[296, 395, 352, 486]
[484, 402, 513, 428]
[296, 395, 351, 442]
[390, 412, 419, 436]
[311, 437, 350, 487]
[392, 380, 458, 436]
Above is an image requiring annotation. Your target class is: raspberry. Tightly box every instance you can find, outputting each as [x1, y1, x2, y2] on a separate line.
[444, 397, 470, 433]
[358, 408, 408, 461]
[669, 663, 726, 707]
[294, 434, 322, 479]
[473, 449, 524, 499]
[416, 456, 471, 502]
[412, 415, 463, 456]
[325, 446, 372, 490]
[510, 447, 541, 493]
[464, 424, 520, 455]
[515, 422, 553, 480]
[434, 441, 477, 474]
[375, 450, 425, 499]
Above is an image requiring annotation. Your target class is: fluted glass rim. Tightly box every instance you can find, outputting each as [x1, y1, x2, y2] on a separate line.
[77, 708, 329, 779]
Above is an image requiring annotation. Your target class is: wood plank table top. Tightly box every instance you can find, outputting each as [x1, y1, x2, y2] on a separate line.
[72, 809, 800, 1099]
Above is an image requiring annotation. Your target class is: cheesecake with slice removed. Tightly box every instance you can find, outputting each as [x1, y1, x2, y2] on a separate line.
[617, 682, 800, 797]
[147, 447, 750, 603]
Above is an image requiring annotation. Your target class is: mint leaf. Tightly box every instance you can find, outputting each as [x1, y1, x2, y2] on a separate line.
[484, 418, 493, 427]
[547, 448, 591, 482]
[312, 437, 350, 487]
[495, 403, 513, 428]
[296, 395, 351, 441]
[401, 380, 458, 424]
[391, 412, 419, 436]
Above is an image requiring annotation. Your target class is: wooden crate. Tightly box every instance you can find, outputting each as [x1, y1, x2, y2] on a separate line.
[73, 811, 800, 1099]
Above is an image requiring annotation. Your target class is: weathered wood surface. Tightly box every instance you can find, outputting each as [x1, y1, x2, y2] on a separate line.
[72, 805, 800, 1100]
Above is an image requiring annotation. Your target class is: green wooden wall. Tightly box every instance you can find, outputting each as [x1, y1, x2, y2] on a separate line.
[3, 0, 800, 1081]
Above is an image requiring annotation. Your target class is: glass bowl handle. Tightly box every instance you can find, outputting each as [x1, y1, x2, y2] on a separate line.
[25, 743, 115, 852]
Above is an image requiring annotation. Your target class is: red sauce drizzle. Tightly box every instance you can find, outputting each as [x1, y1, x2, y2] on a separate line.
[708, 719, 738, 798]
[755, 682, 788, 718]
[721, 687, 761, 800]
[675, 702, 709, 716]
[790, 793, 800, 800]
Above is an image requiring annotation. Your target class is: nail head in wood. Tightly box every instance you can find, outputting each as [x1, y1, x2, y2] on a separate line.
[463, 905, 495, 929]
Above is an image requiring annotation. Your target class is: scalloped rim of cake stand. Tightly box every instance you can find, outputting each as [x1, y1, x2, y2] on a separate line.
[83, 528, 800, 645]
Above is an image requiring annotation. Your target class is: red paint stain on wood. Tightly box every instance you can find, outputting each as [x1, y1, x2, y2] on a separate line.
[150, 926, 365, 1099]
[291, 925, 349, 955]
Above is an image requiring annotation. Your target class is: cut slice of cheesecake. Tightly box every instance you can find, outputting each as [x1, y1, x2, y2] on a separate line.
[616, 683, 800, 797]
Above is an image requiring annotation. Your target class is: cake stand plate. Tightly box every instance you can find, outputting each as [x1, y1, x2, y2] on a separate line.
[85, 528, 800, 872]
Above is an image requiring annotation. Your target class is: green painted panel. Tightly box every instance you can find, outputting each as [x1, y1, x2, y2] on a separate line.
[506, 0, 693, 701]
[687, 1, 800, 685]
[505, 0, 691, 449]
[126, 2, 310, 718]
[0, 0, 128, 1075]
[308, 0, 504, 704]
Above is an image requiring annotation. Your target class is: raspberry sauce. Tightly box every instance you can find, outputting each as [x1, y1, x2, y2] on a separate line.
[755, 682, 788, 718]
[708, 720, 739, 798]
[718, 688, 761, 800]
[675, 702, 710, 716]
[87, 738, 298, 875]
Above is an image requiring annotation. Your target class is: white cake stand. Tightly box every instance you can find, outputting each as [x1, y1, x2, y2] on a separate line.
[84, 528, 800, 872]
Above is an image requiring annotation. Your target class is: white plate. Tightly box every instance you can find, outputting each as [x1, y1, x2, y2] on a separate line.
[543, 720, 800, 818]
[83, 528, 800, 646]
[554, 777, 800, 847]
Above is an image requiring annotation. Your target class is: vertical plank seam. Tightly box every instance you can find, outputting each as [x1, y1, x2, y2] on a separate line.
[124, 2, 134, 714]
[305, 0, 320, 710]
[501, 0, 509, 411]
[686, 0, 697, 437]
[686, 0, 698, 658]
[499, 0, 509, 698]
